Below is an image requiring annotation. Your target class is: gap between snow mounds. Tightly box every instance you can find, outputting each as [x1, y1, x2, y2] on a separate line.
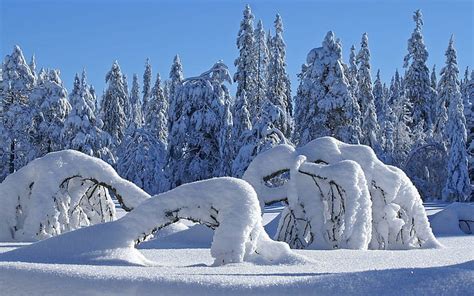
[0, 177, 307, 266]
[0, 150, 150, 242]
[243, 136, 442, 250]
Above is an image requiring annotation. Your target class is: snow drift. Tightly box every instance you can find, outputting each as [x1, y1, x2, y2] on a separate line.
[0, 150, 150, 241]
[1, 177, 303, 266]
[243, 136, 441, 250]
[430, 203, 474, 235]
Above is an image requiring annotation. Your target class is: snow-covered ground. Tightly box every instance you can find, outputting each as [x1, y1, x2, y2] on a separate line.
[0, 203, 472, 296]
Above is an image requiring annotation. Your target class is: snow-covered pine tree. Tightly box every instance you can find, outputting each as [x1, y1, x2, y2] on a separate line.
[0, 45, 36, 180]
[441, 37, 471, 202]
[166, 62, 233, 188]
[232, 97, 286, 177]
[356, 33, 379, 149]
[433, 64, 449, 144]
[129, 74, 143, 128]
[253, 20, 269, 119]
[347, 45, 358, 98]
[294, 31, 360, 146]
[30, 69, 71, 155]
[266, 14, 292, 138]
[102, 61, 127, 145]
[234, 5, 257, 118]
[431, 65, 437, 90]
[117, 126, 167, 195]
[145, 73, 168, 144]
[403, 10, 436, 131]
[390, 70, 413, 166]
[142, 58, 152, 115]
[373, 70, 387, 149]
[373, 70, 385, 120]
[122, 73, 131, 126]
[62, 72, 114, 162]
[231, 89, 252, 160]
[465, 70, 474, 189]
[169, 54, 184, 101]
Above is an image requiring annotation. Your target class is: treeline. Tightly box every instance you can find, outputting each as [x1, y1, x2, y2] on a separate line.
[0, 7, 472, 201]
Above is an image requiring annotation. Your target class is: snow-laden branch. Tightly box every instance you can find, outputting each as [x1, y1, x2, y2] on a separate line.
[2, 177, 303, 266]
[0, 150, 150, 241]
[244, 136, 441, 250]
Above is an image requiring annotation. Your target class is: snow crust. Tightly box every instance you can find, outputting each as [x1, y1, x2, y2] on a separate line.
[0, 209, 472, 296]
[1, 177, 303, 266]
[0, 150, 150, 241]
[243, 136, 440, 250]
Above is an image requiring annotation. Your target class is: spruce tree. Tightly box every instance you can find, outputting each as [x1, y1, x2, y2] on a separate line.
[102, 61, 127, 145]
[356, 33, 379, 148]
[166, 62, 233, 188]
[403, 10, 436, 131]
[117, 126, 167, 195]
[145, 73, 168, 144]
[294, 31, 359, 145]
[0, 45, 37, 180]
[129, 73, 143, 127]
[253, 20, 269, 118]
[30, 69, 71, 155]
[142, 58, 152, 114]
[62, 72, 114, 162]
[267, 14, 292, 137]
[169, 54, 184, 101]
[234, 5, 257, 118]
[441, 37, 471, 201]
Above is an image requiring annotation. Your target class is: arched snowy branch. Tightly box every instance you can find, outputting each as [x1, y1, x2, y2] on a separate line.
[0, 150, 150, 241]
[2, 177, 302, 266]
[244, 137, 441, 250]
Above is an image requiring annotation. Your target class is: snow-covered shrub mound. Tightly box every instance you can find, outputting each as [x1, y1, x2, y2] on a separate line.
[0, 150, 150, 241]
[429, 203, 474, 235]
[243, 136, 441, 250]
[1, 177, 304, 266]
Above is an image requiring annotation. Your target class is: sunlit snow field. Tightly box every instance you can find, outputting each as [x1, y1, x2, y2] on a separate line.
[0, 203, 473, 296]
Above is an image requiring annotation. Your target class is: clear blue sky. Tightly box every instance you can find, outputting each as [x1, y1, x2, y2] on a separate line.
[1, 0, 473, 95]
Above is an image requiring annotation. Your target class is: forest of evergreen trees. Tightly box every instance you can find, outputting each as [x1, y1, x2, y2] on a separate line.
[0, 7, 472, 202]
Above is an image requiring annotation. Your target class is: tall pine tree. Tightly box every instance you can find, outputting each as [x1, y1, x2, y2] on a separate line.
[441, 37, 471, 202]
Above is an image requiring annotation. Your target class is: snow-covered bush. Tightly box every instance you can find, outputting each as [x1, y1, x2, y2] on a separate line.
[243, 136, 441, 250]
[2, 177, 303, 266]
[0, 150, 150, 241]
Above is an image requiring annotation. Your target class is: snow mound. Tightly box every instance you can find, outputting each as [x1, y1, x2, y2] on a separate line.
[1, 177, 304, 266]
[430, 203, 474, 235]
[0, 150, 150, 241]
[243, 136, 441, 250]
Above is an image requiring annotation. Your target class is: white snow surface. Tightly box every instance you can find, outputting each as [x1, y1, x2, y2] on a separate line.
[0, 203, 472, 296]
[0, 150, 150, 241]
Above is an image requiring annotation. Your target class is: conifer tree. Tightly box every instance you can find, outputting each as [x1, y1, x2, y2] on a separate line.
[356, 33, 379, 148]
[234, 5, 257, 118]
[253, 20, 269, 118]
[62, 72, 114, 162]
[403, 10, 436, 131]
[102, 61, 127, 145]
[30, 69, 71, 155]
[441, 37, 471, 201]
[145, 73, 168, 144]
[294, 31, 359, 145]
[142, 58, 152, 114]
[267, 14, 292, 137]
[167, 62, 233, 188]
[0, 45, 36, 180]
[129, 73, 143, 127]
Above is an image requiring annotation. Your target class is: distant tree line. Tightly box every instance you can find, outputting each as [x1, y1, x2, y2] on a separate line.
[0, 7, 472, 201]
